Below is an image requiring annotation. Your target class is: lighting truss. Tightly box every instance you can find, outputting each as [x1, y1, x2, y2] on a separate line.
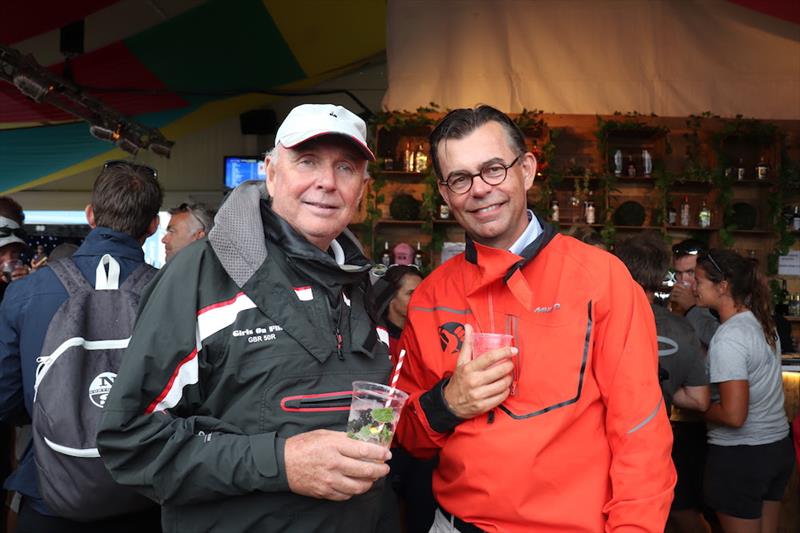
[0, 43, 174, 158]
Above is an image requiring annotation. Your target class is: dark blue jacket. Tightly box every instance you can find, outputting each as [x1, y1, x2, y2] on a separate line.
[0, 227, 149, 515]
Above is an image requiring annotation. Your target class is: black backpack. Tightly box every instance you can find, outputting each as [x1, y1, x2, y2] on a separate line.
[32, 254, 156, 521]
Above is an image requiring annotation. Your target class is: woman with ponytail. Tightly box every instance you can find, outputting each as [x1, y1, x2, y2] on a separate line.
[694, 249, 794, 532]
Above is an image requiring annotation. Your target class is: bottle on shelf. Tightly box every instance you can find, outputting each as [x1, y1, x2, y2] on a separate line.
[790, 293, 800, 317]
[698, 199, 711, 228]
[550, 198, 560, 222]
[403, 142, 414, 172]
[737, 158, 746, 180]
[414, 144, 428, 173]
[613, 150, 623, 177]
[381, 241, 391, 266]
[626, 155, 636, 177]
[642, 149, 652, 177]
[414, 242, 425, 269]
[667, 204, 677, 226]
[793, 205, 800, 231]
[439, 202, 450, 219]
[680, 195, 691, 227]
[756, 156, 769, 180]
[585, 190, 596, 224]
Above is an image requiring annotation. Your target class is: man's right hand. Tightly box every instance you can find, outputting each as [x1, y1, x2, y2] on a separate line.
[284, 429, 390, 501]
[670, 283, 696, 315]
[443, 324, 516, 419]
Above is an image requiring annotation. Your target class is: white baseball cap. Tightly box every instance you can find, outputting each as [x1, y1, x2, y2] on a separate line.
[275, 104, 375, 161]
[0, 216, 27, 249]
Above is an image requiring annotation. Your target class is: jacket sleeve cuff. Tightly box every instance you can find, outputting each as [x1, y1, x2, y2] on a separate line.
[419, 377, 465, 434]
[250, 432, 290, 492]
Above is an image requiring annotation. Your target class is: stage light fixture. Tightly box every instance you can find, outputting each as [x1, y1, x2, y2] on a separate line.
[12, 74, 52, 102]
[88, 124, 120, 142]
[149, 142, 173, 158]
[116, 136, 140, 155]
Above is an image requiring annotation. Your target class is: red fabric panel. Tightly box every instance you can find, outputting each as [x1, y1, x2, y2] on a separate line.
[0, 0, 119, 44]
[0, 41, 187, 123]
[727, 0, 800, 26]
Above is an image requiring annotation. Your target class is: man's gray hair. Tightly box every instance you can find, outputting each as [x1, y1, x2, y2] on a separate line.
[168, 202, 216, 233]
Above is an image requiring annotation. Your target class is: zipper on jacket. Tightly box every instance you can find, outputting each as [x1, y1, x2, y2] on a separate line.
[335, 292, 346, 360]
[335, 327, 344, 360]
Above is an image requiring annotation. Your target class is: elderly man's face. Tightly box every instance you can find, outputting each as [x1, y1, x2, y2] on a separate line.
[266, 136, 368, 250]
[437, 121, 536, 250]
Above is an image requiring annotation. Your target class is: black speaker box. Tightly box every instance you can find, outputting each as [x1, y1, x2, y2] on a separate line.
[60, 20, 85, 55]
[240, 109, 277, 135]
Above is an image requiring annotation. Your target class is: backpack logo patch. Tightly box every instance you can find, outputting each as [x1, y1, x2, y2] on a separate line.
[88, 372, 116, 408]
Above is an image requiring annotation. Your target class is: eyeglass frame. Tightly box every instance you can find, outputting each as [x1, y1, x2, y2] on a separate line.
[439, 154, 522, 194]
[103, 159, 159, 179]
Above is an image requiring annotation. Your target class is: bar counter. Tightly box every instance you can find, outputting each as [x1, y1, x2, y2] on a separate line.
[779, 356, 799, 532]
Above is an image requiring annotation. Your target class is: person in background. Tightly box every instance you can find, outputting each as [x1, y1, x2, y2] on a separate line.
[372, 265, 435, 533]
[0, 198, 30, 302]
[161, 202, 216, 262]
[570, 224, 607, 251]
[372, 265, 424, 361]
[0, 162, 163, 532]
[695, 250, 794, 533]
[394, 105, 675, 532]
[96, 104, 394, 533]
[614, 233, 712, 533]
[0, 196, 29, 533]
[670, 239, 719, 347]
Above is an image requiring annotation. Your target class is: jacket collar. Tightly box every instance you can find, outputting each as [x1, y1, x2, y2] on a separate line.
[72, 227, 144, 262]
[463, 214, 558, 309]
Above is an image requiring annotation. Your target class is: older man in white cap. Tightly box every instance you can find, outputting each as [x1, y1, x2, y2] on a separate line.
[0, 197, 29, 299]
[97, 104, 395, 533]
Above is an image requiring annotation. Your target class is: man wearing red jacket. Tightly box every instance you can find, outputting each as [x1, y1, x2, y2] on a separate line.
[395, 105, 676, 532]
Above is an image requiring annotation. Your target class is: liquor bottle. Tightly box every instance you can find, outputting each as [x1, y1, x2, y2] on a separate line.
[680, 196, 691, 227]
[414, 144, 428, 172]
[642, 149, 652, 177]
[381, 241, 391, 266]
[404, 142, 414, 172]
[793, 206, 800, 231]
[756, 156, 769, 180]
[627, 155, 636, 177]
[585, 200, 596, 224]
[414, 242, 425, 269]
[613, 150, 623, 177]
[698, 199, 711, 228]
[551, 199, 560, 222]
[737, 158, 745, 180]
[439, 202, 450, 219]
[667, 204, 677, 226]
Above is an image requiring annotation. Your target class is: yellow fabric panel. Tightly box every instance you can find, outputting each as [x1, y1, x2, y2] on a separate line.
[263, 0, 386, 76]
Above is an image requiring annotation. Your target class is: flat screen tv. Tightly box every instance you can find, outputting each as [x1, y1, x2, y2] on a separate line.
[224, 155, 266, 189]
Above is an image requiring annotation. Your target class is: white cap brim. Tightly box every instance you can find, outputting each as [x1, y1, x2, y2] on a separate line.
[279, 131, 375, 161]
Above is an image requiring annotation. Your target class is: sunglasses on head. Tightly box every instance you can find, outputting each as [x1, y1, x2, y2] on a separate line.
[103, 160, 158, 179]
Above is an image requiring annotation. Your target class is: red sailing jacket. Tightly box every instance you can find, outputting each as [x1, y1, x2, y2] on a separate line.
[395, 225, 676, 532]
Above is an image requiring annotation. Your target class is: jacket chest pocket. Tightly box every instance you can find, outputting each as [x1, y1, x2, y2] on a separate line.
[259, 368, 391, 437]
[500, 301, 592, 420]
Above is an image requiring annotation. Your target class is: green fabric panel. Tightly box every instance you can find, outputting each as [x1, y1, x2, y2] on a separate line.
[124, 0, 305, 93]
[0, 106, 195, 189]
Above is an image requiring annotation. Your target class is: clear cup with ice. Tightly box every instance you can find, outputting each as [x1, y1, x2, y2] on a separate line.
[346, 381, 408, 447]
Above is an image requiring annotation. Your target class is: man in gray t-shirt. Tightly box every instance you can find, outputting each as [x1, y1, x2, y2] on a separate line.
[707, 311, 788, 446]
[653, 304, 709, 412]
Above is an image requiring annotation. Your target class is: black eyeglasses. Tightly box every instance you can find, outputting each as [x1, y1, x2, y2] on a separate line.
[441, 154, 521, 194]
[103, 160, 158, 179]
[706, 252, 724, 275]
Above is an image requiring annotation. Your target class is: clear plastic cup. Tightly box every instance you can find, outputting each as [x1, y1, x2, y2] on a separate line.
[472, 332, 517, 396]
[347, 381, 409, 447]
